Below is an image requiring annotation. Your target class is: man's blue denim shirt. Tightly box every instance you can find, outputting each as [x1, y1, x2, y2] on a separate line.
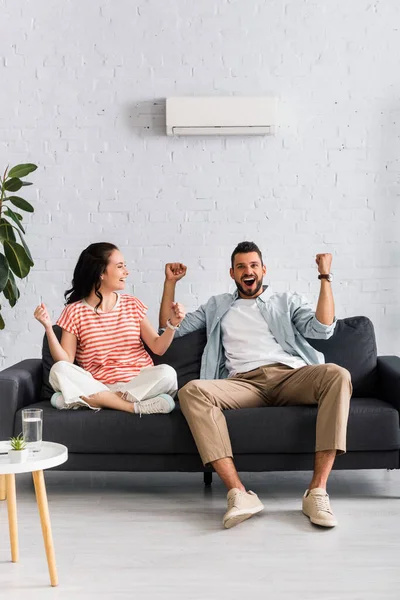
[172, 286, 337, 380]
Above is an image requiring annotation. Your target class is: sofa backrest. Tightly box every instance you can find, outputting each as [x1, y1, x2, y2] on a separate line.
[42, 316, 378, 400]
[306, 315, 378, 398]
[41, 325, 63, 400]
[150, 329, 206, 388]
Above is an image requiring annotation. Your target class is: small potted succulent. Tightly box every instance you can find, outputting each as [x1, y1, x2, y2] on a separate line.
[8, 433, 29, 463]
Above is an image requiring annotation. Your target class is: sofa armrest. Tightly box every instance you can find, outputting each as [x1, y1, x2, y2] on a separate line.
[377, 356, 400, 413]
[0, 359, 43, 439]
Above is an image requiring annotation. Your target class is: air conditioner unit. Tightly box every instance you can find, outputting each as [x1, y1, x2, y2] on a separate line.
[166, 96, 276, 136]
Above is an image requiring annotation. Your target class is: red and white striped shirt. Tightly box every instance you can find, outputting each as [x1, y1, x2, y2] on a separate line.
[56, 294, 154, 384]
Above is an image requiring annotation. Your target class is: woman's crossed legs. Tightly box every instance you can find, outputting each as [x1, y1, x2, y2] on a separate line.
[49, 361, 177, 413]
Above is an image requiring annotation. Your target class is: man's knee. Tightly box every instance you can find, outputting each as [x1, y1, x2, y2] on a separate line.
[324, 363, 351, 384]
[323, 364, 352, 409]
[178, 379, 203, 408]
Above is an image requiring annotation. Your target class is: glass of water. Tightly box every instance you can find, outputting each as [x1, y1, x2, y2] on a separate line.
[22, 408, 43, 452]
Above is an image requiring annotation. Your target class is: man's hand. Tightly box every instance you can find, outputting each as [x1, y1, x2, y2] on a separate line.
[169, 302, 185, 326]
[315, 253, 332, 275]
[165, 263, 187, 282]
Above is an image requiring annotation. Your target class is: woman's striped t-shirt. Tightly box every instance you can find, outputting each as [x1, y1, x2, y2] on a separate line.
[56, 294, 154, 384]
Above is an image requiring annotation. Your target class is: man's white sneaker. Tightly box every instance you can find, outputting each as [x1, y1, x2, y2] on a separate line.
[302, 488, 338, 527]
[223, 488, 264, 529]
[134, 393, 175, 415]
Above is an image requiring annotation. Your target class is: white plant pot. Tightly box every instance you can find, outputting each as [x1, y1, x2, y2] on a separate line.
[8, 448, 29, 463]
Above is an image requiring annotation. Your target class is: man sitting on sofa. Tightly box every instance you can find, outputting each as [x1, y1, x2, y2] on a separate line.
[159, 241, 352, 530]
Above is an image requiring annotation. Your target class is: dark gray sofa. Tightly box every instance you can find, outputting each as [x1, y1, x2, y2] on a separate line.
[1, 316, 400, 482]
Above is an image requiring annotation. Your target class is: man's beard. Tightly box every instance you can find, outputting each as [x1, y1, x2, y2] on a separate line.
[235, 277, 263, 298]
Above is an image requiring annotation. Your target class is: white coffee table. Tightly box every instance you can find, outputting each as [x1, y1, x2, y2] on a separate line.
[0, 441, 68, 587]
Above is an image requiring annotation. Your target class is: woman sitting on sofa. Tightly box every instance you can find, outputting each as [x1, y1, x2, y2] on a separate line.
[34, 242, 184, 415]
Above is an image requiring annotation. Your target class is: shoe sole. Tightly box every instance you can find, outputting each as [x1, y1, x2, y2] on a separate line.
[302, 509, 337, 528]
[50, 392, 63, 409]
[223, 504, 264, 529]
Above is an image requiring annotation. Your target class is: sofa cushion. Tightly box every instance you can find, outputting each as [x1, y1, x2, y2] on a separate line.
[15, 397, 400, 454]
[306, 316, 378, 398]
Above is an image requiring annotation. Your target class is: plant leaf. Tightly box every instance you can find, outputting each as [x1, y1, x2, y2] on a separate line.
[0, 220, 32, 265]
[0, 312, 4, 330]
[3, 209, 25, 233]
[21, 182, 33, 186]
[0, 252, 9, 293]
[3, 178, 23, 192]
[15, 228, 34, 266]
[8, 196, 34, 213]
[0, 221, 17, 242]
[2, 210, 24, 220]
[3, 240, 31, 278]
[8, 164, 37, 179]
[3, 271, 20, 307]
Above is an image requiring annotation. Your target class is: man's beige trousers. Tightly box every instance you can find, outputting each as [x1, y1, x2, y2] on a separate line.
[178, 362, 352, 465]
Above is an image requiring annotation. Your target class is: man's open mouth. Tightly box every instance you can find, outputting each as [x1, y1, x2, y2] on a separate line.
[242, 277, 256, 287]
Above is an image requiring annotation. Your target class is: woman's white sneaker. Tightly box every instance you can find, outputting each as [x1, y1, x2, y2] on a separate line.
[302, 488, 338, 527]
[50, 391, 66, 409]
[134, 393, 175, 415]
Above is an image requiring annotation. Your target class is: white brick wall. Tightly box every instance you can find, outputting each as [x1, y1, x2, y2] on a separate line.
[1, 0, 399, 368]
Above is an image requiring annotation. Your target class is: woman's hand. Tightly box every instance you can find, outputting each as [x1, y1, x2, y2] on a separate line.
[169, 302, 185, 326]
[34, 303, 52, 330]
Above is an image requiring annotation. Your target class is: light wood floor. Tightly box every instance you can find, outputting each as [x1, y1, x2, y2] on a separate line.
[1, 469, 400, 599]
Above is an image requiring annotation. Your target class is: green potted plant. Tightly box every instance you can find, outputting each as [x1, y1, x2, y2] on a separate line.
[0, 163, 37, 329]
[8, 433, 29, 463]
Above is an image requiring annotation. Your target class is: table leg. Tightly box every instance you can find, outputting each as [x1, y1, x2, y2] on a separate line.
[0, 474, 6, 500]
[6, 474, 18, 562]
[32, 470, 58, 587]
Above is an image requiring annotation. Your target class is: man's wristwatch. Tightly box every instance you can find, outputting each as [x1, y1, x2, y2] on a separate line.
[318, 273, 333, 282]
[166, 319, 181, 331]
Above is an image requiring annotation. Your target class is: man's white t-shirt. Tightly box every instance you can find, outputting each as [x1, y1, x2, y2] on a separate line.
[221, 289, 307, 377]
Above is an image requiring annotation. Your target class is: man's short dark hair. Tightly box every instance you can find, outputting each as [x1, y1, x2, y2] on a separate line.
[231, 241, 263, 268]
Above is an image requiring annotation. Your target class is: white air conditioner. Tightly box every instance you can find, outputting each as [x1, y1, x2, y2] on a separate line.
[166, 96, 276, 136]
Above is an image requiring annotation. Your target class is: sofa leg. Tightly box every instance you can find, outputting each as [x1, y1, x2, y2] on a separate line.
[203, 472, 213, 487]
